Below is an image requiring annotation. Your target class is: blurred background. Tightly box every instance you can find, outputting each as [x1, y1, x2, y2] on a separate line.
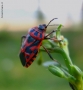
[0, 0, 83, 90]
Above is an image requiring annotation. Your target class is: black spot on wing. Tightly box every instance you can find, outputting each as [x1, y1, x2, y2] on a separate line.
[34, 31, 38, 36]
[25, 47, 32, 54]
[31, 40, 40, 46]
[40, 33, 42, 38]
[33, 49, 38, 54]
[30, 29, 35, 32]
[27, 36, 35, 43]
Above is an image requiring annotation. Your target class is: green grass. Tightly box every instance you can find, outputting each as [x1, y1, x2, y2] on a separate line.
[0, 29, 83, 90]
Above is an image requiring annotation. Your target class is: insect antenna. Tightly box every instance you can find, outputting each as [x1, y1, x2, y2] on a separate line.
[48, 24, 60, 26]
[46, 18, 58, 28]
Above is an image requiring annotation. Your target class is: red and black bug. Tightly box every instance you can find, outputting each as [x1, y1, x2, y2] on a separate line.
[19, 18, 58, 68]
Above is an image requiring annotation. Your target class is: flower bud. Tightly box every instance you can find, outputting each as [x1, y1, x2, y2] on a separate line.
[48, 65, 65, 78]
[37, 57, 42, 65]
[36, 53, 43, 65]
[56, 24, 63, 39]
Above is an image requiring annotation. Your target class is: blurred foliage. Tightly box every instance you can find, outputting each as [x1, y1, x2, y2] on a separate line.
[35, 9, 45, 24]
[35, 0, 46, 24]
[0, 26, 83, 90]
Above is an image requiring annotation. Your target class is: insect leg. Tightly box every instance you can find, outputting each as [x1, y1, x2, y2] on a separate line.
[45, 30, 56, 38]
[21, 35, 26, 45]
[42, 45, 54, 61]
[45, 30, 62, 42]
[21, 35, 26, 42]
[42, 45, 61, 66]
[45, 37, 62, 42]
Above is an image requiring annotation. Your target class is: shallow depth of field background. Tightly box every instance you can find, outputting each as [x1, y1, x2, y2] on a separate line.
[0, 0, 83, 90]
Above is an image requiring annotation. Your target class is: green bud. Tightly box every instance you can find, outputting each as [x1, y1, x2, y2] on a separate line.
[37, 57, 42, 65]
[56, 24, 63, 39]
[60, 38, 69, 56]
[36, 53, 43, 65]
[71, 65, 82, 80]
[57, 24, 63, 30]
[48, 65, 65, 78]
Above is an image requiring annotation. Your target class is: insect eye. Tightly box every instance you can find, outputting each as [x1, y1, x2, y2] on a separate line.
[42, 24, 46, 28]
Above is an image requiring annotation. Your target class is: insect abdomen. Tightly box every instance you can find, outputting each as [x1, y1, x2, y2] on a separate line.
[25, 51, 38, 67]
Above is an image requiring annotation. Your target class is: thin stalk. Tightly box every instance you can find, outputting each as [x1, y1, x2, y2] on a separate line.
[51, 47, 73, 73]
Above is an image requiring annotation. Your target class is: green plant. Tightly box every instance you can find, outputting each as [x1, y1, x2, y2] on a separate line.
[37, 25, 83, 90]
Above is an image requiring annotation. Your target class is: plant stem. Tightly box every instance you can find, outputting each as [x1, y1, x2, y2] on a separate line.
[52, 47, 73, 73]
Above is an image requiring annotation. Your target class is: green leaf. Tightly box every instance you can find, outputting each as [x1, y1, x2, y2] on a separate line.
[42, 44, 52, 48]
[71, 65, 82, 80]
[43, 61, 61, 67]
[47, 39, 58, 47]
[61, 68, 76, 83]
[42, 39, 52, 44]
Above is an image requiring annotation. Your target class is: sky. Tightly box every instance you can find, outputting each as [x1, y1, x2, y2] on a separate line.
[0, 0, 83, 30]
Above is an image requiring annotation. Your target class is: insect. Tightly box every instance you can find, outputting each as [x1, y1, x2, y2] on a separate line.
[19, 18, 59, 68]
